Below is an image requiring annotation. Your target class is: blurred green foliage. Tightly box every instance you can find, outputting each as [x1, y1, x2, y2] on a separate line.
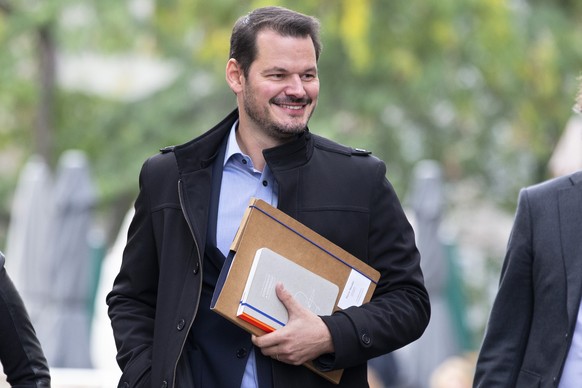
[1, 0, 581, 243]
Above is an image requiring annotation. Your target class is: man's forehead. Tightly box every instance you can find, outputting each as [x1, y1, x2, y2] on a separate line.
[255, 31, 316, 60]
[255, 29, 314, 49]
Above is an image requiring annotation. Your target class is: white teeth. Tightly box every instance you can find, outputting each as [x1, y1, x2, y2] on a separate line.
[280, 104, 302, 110]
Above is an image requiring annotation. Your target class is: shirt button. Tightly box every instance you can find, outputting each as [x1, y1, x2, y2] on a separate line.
[236, 348, 248, 358]
[361, 333, 371, 345]
[242, 158, 247, 165]
[177, 319, 185, 331]
[262, 180, 268, 187]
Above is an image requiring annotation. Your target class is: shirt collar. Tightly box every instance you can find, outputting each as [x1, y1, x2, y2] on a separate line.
[223, 120, 243, 167]
[223, 118, 313, 171]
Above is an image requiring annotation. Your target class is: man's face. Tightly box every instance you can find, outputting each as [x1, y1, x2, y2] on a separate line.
[239, 29, 319, 141]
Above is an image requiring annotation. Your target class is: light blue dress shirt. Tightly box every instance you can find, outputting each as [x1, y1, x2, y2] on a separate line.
[558, 301, 582, 387]
[216, 122, 278, 388]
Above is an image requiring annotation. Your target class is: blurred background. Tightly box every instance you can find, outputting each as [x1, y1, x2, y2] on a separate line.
[1, 0, 581, 387]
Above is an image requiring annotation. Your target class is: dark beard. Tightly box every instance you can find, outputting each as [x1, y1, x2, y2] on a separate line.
[242, 90, 314, 140]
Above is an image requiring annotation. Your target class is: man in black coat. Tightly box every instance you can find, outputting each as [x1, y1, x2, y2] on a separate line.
[0, 251, 51, 387]
[107, 6, 430, 388]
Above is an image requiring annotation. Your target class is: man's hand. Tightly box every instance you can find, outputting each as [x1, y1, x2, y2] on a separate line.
[251, 283, 335, 365]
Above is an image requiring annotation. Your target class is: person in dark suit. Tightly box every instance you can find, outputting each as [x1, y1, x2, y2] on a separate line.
[107, 5, 430, 388]
[0, 251, 51, 387]
[473, 91, 582, 387]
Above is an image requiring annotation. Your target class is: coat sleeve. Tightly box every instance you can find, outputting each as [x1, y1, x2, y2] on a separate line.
[473, 188, 534, 387]
[317, 161, 431, 370]
[0, 252, 51, 388]
[106, 159, 159, 388]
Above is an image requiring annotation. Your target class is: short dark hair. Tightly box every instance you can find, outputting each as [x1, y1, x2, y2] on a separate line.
[229, 6, 322, 78]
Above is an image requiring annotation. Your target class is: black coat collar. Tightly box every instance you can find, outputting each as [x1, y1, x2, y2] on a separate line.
[172, 109, 313, 176]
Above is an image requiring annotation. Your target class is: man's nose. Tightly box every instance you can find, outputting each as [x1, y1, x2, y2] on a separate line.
[284, 75, 306, 97]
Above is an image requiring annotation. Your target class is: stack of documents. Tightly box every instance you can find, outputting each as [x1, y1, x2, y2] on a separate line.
[237, 247, 339, 332]
[211, 198, 381, 384]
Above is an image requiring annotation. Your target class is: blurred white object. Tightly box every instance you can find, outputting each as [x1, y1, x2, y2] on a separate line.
[549, 114, 582, 177]
[5, 155, 54, 326]
[58, 52, 180, 102]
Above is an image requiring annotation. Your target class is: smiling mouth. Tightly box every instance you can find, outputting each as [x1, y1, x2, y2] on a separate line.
[279, 104, 304, 110]
[271, 98, 312, 113]
[271, 97, 312, 111]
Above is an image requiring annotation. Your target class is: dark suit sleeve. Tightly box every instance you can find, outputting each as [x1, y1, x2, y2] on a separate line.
[318, 161, 430, 369]
[106, 159, 158, 388]
[0, 252, 51, 387]
[473, 189, 534, 387]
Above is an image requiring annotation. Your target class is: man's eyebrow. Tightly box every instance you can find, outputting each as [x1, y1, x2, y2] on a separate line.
[262, 66, 318, 74]
[262, 67, 288, 74]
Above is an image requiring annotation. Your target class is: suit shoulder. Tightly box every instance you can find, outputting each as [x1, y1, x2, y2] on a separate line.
[569, 170, 582, 185]
[519, 173, 582, 207]
[139, 148, 178, 181]
[312, 134, 372, 157]
[526, 173, 577, 194]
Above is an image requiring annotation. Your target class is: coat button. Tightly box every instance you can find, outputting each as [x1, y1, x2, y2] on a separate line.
[122, 383, 130, 388]
[193, 261, 200, 275]
[177, 319, 185, 331]
[361, 333, 371, 345]
[236, 348, 248, 358]
[161, 381, 168, 388]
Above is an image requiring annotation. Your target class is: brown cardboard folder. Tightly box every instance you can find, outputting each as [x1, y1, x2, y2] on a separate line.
[210, 198, 381, 384]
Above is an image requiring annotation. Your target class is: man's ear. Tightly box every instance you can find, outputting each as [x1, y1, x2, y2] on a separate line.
[226, 58, 244, 94]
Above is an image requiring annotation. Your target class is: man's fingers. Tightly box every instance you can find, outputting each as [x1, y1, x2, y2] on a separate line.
[275, 283, 299, 313]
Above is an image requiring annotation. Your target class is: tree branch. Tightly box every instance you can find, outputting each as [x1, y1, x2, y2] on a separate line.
[36, 23, 56, 163]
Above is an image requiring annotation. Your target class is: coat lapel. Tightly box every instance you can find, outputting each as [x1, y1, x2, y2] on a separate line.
[560, 177, 582, 322]
[173, 110, 238, 254]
